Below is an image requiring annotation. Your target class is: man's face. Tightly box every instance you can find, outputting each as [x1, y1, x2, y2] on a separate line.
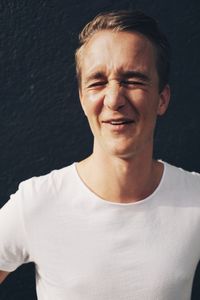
[79, 30, 170, 159]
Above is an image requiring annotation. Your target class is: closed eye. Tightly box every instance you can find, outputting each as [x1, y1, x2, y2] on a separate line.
[121, 80, 144, 86]
[88, 81, 107, 88]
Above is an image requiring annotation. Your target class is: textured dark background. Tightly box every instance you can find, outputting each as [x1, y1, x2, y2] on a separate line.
[0, 0, 200, 299]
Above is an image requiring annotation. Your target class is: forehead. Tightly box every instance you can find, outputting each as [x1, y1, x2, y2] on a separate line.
[80, 30, 157, 78]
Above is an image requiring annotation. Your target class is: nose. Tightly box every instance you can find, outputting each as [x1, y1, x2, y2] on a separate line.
[104, 81, 126, 110]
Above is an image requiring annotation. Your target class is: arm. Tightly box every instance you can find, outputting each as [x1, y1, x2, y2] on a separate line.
[0, 270, 9, 284]
[0, 180, 34, 280]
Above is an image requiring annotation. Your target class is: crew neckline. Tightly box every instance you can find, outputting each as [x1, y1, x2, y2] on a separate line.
[72, 160, 167, 206]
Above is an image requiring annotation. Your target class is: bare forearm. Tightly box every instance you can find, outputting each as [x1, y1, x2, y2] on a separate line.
[0, 270, 9, 284]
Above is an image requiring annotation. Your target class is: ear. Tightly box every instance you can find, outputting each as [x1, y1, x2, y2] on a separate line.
[157, 84, 171, 116]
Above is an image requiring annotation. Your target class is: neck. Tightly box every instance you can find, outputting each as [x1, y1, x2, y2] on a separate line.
[77, 147, 164, 204]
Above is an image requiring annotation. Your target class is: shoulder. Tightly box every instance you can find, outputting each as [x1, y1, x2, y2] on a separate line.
[19, 162, 76, 193]
[164, 161, 200, 181]
[10, 162, 76, 213]
[0, 163, 77, 242]
[162, 161, 200, 197]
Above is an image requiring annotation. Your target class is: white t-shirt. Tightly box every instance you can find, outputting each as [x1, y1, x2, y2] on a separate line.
[0, 161, 200, 300]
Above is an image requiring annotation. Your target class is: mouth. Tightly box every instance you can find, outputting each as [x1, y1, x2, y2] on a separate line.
[102, 118, 135, 132]
[102, 119, 135, 125]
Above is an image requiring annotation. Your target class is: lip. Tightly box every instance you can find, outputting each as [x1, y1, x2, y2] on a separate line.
[102, 118, 135, 124]
[102, 119, 135, 132]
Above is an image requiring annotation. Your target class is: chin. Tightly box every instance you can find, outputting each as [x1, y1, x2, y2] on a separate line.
[104, 144, 138, 159]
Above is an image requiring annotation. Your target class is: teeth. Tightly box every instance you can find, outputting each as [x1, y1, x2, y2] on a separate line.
[110, 121, 125, 125]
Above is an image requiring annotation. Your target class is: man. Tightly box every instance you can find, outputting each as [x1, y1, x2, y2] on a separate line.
[0, 10, 200, 300]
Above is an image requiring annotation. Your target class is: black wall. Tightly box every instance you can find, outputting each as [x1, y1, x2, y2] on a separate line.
[0, 0, 200, 299]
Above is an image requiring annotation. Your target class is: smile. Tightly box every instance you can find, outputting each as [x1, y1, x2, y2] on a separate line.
[109, 120, 134, 125]
[102, 118, 134, 125]
[102, 119, 135, 132]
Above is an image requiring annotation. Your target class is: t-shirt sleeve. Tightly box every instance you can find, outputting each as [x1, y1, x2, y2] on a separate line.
[0, 181, 31, 272]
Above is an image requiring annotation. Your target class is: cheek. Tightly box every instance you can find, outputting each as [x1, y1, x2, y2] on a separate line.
[129, 90, 160, 118]
[82, 92, 104, 116]
[128, 90, 149, 111]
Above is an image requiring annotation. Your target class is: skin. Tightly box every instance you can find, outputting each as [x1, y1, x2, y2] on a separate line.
[0, 270, 9, 284]
[0, 30, 170, 284]
[77, 30, 170, 203]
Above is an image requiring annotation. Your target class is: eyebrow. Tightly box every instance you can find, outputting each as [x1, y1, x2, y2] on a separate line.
[84, 70, 151, 84]
[121, 70, 150, 82]
[84, 72, 106, 84]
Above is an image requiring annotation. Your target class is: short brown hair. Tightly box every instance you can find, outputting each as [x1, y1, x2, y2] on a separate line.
[75, 10, 170, 92]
